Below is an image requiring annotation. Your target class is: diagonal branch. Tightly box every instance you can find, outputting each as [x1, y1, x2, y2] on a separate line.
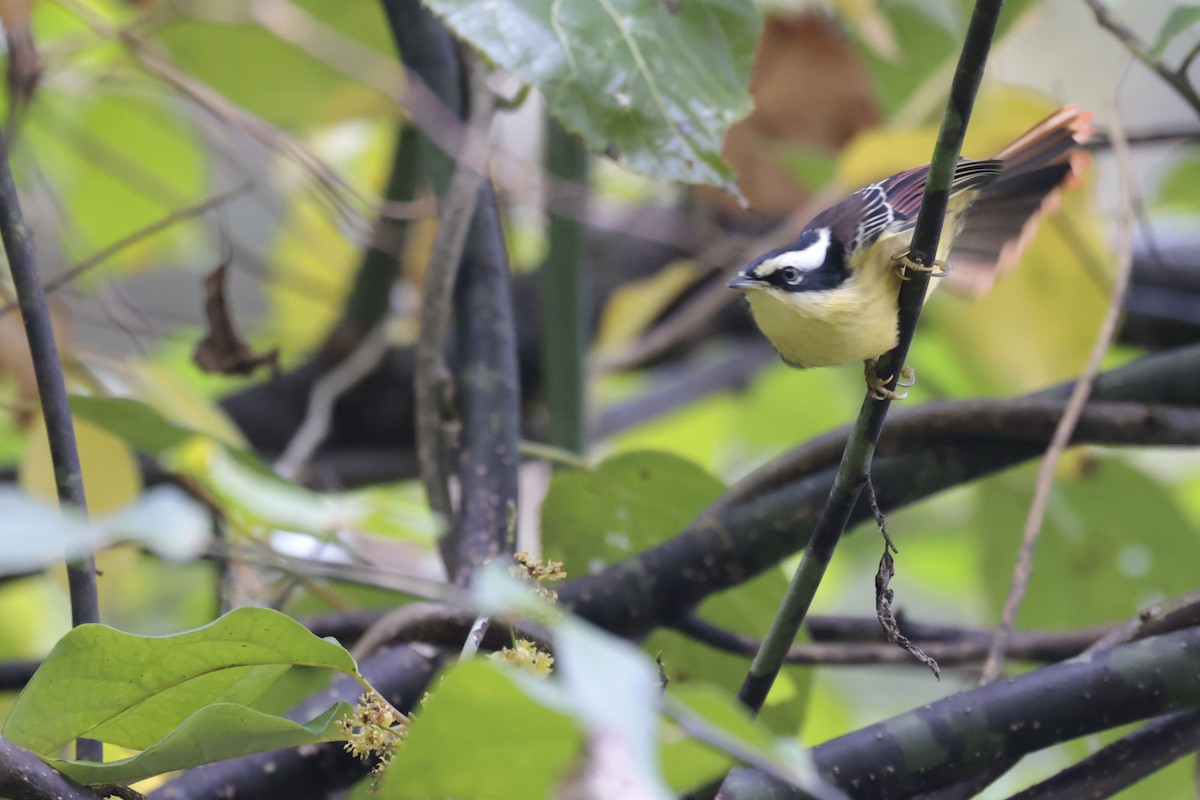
[735, 0, 1011, 714]
[559, 343, 1200, 639]
[723, 625, 1200, 800]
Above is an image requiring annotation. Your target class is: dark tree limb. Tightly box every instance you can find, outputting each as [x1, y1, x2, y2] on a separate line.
[447, 182, 521, 581]
[559, 343, 1200, 640]
[1007, 708, 1200, 800]
[722, 626, 1200, 800]
[0, 737, 96, 800]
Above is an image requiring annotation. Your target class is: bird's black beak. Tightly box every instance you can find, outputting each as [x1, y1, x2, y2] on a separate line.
[728, 273, 759, 290]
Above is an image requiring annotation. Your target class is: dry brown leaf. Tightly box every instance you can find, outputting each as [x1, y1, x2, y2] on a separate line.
[692, 13, 879, 219]
[193, 264, 280, 377]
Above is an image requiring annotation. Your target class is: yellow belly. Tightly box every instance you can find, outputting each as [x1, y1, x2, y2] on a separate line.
[744, 268, 903, 368]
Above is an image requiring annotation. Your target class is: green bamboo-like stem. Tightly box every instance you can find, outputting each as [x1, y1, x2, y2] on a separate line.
[0, 133, 101, 762]
[539, 116, 589, 455]
[325, 124, 422, 353]
[735, 0, 1006, 714]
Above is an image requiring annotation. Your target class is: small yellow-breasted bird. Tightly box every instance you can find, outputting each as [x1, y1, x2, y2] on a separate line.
[729, 105, 1093, 398]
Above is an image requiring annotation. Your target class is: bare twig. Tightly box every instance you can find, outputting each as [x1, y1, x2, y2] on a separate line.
[0, 185, 247, 320]
[1084, 588, 1200, 654]
[0, 129, 101, 761]
[979, 89, 1138, 685]
[672, 614, 1109, 668]
[414, 54, 496, 517]
[458, 616, 491, 662]
[274, 323, 389, 481]
[1082, 0, 1200, 117]
[53, 0, 378, 238]
[349, 601, 550, 662]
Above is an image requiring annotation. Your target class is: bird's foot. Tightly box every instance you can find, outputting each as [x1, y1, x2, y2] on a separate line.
[892, 249, 952, 281]
[864, 359, 913, 401]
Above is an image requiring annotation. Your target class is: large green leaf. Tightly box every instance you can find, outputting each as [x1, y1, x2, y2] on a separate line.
[976, 458, 1199, 629]
[377, 660, 582, 799]
[1154, 155, 1200, 214]
[646, 569, 813, 737]
[542, 450, 724, 572]
[3, 607, 358, 754]
[164, 437, 441, 543]
[47, 702, 353, 786]
[23, 86, 206, 268]
[0, 486, 210, 574]
[661, 683, 816, 794]
[70, 396, 216, 457]
[422, 0, 760, 190]
[154, 1, 397, 130]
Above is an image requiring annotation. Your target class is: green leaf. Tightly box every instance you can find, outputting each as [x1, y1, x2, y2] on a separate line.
[470, 567, 671, 796]
[422, 0, 761, 190]
[1151, 5, 1200, 56]
[661, 683, 801, 792]
[47, 701, 352, 786]
[3, 607, 358, 754]
[1154, 155, 1200, 214]
[164, 437, 441, 543]
[976, 459, 1200, 629]
[24, 87, 206, 269]
[542, 450, 724, 571]
[154, 1, 398, 130]
[646, 569, 812, 736]
[69, 395, 207, 456]
[0, 486, 210, 574]
[377, 660, 582, 800]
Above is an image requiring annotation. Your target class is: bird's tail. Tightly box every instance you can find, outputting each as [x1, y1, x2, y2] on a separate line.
[947, 105, 1094, 295]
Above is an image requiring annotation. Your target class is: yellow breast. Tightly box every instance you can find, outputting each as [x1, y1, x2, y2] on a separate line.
[744, 266, 903, 368]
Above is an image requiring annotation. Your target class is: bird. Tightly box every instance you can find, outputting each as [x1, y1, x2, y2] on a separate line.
[728, 105, 1093, 399]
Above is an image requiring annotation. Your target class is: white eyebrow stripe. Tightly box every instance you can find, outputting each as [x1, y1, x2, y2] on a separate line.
[753, 228, 831, 277]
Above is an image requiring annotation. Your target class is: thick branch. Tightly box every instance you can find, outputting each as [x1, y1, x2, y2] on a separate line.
[446, 182, 521, 581]
[724, 626, 1200, 800]
[1008, 709, 1200, 800]
[0, 737, 96, 800]
[559, 343, 1200, 639]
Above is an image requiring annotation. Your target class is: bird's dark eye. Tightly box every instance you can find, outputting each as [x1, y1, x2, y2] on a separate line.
[781, 267, 802, 285]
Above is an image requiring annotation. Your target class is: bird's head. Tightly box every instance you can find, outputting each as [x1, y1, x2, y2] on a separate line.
[728, 226, 850, 297]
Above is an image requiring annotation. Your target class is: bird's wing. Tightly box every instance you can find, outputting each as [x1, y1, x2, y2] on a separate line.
[946, 105, 1094, 295]
[846, 159, 1004, 252]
